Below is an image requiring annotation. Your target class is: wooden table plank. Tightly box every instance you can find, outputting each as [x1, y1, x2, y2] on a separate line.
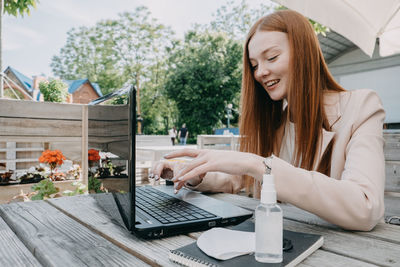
[0, 216, 42, 267]
[0, 201, 148, 267]
[283, 219, 400, 267]
[47, 194, 196, 267]
[299, 250, 377, 267]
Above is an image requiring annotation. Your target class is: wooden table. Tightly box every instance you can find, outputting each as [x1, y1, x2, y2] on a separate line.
[0, 191, 399, 267]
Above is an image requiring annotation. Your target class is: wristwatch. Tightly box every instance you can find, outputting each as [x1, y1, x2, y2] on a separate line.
[263, 155, 273, 175]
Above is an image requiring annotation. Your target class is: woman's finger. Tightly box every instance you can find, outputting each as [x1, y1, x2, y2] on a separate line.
[174, 164, 209, 183]
[172, 157, 207, 181]
[154, 161, 174, 179]
[164, 149, 201, 159]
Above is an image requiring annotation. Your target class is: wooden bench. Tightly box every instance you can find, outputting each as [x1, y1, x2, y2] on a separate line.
[383, 130, 400, 224]
[197, 134, 240, 150]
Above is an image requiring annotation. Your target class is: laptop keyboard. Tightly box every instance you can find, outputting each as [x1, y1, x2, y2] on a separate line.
[136, 186, 218, 224]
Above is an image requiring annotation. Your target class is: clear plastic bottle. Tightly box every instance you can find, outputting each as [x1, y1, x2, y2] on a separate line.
[255, 173, 283, 263]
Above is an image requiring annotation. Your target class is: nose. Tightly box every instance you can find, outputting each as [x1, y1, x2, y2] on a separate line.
[255, 63, 270, 80]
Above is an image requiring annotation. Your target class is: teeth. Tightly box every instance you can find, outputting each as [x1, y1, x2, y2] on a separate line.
[266, 79, 279, 87]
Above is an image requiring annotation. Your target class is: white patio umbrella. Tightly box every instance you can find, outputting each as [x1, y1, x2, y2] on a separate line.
[273, 0, 400, 57]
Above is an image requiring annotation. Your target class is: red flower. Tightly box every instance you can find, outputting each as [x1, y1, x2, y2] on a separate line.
[88, 149, 101, 162]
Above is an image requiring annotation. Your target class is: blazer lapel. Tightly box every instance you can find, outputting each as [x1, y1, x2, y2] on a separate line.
[315, 92, 342, 168]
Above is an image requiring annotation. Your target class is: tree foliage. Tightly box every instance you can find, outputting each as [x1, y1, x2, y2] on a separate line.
[3, 0, 38, 16]
[209, 0, 273, 40]
[39, 79, 68, 103]
[51, 6, 174, 95]
[164, 31, 242, 137]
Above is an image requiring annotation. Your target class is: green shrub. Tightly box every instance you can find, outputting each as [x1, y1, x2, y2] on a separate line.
[39, 79, 68, 102]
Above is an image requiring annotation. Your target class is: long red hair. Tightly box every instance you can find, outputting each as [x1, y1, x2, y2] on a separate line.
[240, 10, 345, 194]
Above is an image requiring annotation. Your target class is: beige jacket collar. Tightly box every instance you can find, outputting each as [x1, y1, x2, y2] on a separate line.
[274, 91, 342, 169]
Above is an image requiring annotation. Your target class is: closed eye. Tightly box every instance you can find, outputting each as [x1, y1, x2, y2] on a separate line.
[268, 55, 278, 61]
[251, 65, 258, 71]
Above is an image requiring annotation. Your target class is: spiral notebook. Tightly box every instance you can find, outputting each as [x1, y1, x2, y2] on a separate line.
[169, 220, 323, 267]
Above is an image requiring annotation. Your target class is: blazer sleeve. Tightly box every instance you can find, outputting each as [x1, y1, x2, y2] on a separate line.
[274, 90, 386, 231]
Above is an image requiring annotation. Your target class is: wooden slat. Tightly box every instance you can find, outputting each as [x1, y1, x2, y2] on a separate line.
[384, 142, 400, 161]
[0, 137, 81, 143]
[47, 194, 195, 266]
[283, 219, 400, 267]
[88, 120, 128, 137]
[299, 248, 376, 267]
[0, 118, 82, 137]
[385, 161, 400, 193]
[82, 106, 88, 188]
[384, 195, 400, 218]
[88, 105, 128, 121]
[0, 158, 39, 163]
[0, 99, 82, 120]
[0, 216, 42, 267]
[0, 147, 44, 152]
[0, 200, 147, 267]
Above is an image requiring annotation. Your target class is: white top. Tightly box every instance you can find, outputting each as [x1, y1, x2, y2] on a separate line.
[279, 120, 296, 165]
[168, 129, 176, 138]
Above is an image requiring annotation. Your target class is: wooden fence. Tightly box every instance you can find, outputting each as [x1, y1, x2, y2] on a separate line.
[0, 99, 129, 186]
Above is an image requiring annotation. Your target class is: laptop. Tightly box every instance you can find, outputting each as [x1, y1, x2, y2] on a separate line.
[113, 86, 252, 239]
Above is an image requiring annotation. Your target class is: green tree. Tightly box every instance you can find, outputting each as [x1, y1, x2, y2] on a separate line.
[51, 6, 174, 134]
[3, 0, 38, 16]
[209, 0, 273, 40]
[39, 79, 68, 102]
[165, 31, 242, 138]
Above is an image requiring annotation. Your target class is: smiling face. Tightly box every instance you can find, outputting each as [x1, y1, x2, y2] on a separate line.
[248, 31, 291, 101]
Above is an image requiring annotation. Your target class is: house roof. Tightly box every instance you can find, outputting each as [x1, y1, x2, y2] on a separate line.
[64, 79, 102, 97]
[5, 66, 33, 92]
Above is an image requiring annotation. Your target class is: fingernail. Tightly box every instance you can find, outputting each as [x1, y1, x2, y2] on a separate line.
[154, 175, 159, 181]
[174, 189, 178, 194]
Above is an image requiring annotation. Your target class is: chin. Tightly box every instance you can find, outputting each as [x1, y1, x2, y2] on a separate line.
[266, 91, 286, 101]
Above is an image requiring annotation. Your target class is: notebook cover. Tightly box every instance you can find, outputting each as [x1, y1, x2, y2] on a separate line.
[169, 220, 323, 267]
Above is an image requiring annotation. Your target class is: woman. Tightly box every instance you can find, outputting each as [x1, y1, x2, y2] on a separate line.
[169, 126, 177, 146]
[152, 10, 385, 231]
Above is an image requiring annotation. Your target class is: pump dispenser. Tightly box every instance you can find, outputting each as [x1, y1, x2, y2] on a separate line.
[255, 173, 283, 263]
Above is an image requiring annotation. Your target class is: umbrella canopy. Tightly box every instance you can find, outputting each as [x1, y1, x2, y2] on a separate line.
[273, 0, 400, 57]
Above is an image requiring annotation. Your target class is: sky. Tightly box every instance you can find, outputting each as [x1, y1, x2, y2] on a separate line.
[3, 0, 273, 78]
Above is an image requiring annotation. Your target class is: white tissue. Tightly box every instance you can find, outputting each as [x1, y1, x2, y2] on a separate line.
[196, 228, 255, 260]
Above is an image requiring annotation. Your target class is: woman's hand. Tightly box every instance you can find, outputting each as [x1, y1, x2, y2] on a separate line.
[164, 149, 264, 192]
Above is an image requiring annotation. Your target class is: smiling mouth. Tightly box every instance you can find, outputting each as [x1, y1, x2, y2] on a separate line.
[265, 79, 280, 88]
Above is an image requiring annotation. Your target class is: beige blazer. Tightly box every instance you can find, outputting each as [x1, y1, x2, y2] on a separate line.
[189, 89, 385, 231]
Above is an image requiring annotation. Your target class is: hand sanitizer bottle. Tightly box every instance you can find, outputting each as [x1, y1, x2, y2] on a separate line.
[255, 173, 283, 263]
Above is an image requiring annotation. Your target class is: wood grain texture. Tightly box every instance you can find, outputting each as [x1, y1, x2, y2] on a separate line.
[0, 200, 147, 267]
[0, 216, 42, 267]
[0, 118, 82, 137]
[47, 194, 196, 267]
[283, 219, 400, 267]
[88, 105, 128, 121]
[385, 161, 400, 192]
[0, 99, 82, 120]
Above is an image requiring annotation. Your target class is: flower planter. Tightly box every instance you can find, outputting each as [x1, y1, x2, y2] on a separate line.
[0, 179, 82, 204]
